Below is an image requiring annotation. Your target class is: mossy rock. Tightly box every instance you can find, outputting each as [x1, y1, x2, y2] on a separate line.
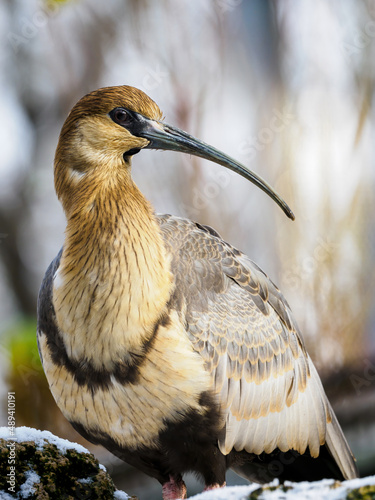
[346, 484, 375, 500]
[0, 427, 136, 499]
[244, 478, 375, 500]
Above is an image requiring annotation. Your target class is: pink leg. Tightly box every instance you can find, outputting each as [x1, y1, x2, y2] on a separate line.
[162, 474, 187, 500]
[203, 481, 226, 491]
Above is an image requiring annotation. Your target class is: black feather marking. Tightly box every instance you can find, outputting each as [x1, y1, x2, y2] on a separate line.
[37, 251, 170, 392]
[194, 222, 222, 239]
[70, 390, 227, 486]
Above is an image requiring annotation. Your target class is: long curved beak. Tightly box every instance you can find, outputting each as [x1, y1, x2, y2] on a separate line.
[134, 115, 295, 220]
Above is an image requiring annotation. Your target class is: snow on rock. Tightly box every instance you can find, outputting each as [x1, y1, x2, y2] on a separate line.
[190, 475, 375, 500]
[114, 491, 131, 500]
[0, 425, 90, 455]
[18, 471, 40, 499]
[190, 484, 260, 499]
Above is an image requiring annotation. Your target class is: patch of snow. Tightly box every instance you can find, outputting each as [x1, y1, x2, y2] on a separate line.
[114, 491, 130, 500]
[19, 470, 40, 499]
[99, 463, 107, 472]
[0, 493, 15, 500]
[189, 476, 375, 500]
[190, 484, 259, 500]
[0, 426, 90, 455]
[78, 477, 93, 485]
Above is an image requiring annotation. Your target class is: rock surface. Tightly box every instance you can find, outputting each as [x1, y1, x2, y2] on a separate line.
[0, 426, 134, 500]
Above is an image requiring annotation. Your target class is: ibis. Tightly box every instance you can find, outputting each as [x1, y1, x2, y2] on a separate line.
[37, 86, 358, 499]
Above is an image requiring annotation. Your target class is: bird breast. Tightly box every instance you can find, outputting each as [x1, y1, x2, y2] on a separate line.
[44, 197, 218, 450]
[38, 308, 213, 450]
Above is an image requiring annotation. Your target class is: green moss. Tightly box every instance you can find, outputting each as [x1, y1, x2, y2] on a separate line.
[248, 484, 292, 499]
[330, 480, 343, 489]
[346, 485, 375, 500]
[0, 437, 130, 499]
[248, 486, 263, 499]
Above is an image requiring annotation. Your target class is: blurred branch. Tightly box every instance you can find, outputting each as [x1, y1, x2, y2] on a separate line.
[0, 201, 35, 315]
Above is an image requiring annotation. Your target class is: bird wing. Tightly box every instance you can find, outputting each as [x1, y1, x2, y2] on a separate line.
[157, 214, 357, 479]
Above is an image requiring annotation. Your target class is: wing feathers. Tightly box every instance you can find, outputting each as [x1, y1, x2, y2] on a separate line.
[158, 215, 357, 479]
[218, 359, 328, 457]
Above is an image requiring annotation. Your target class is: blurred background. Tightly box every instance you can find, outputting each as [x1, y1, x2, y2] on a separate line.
[0, 0, 374, 498]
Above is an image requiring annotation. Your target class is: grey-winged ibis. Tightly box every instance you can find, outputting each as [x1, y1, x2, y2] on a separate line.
[37, 86, 358, 499]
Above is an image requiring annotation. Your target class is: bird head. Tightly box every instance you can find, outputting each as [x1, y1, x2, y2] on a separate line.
[55, 85, 294, 220]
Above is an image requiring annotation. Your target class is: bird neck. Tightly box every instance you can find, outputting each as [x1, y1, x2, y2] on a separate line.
[53, 169, 173, 369]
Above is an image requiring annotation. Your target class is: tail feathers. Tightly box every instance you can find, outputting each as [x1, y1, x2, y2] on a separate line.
[231, 441, 357, 485]
[325, 405, 358, 480]
[231, 411, 358, 485]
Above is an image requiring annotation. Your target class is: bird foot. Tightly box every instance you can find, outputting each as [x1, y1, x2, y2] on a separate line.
[204, 481, 226, 491]
[162, 474, 187, 500]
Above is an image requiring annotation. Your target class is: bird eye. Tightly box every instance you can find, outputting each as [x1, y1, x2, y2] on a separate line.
[112, 108, 131, 126]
